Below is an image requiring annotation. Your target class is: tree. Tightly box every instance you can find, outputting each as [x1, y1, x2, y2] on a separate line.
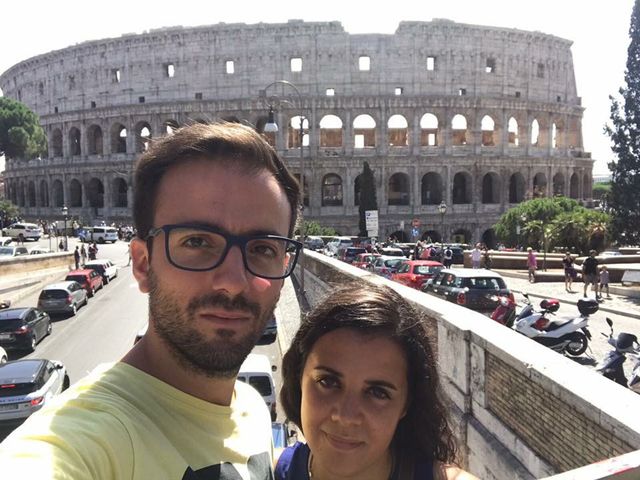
[0, 200, 20, 229]
[605, 0, 640, 245]
[0, 98, 47, 160]
[295, 220, 337, 237]
[358, 161, 378, 237]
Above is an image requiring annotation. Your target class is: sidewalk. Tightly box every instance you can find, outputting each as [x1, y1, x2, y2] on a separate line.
[495, 269, 640, 320]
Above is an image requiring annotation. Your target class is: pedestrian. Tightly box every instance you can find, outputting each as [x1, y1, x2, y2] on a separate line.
[17, 232, 24, 245]
[471, 243, 482, 268]
[443, 244, 453, 268]
[483, 247, 492, 270]
[126, 242, 132, 266]
[582, 249, 600, 300]
[0, 122, 302, 478]
[88, 242, 97, 260]
[80, 244, 87, 266]
[562, 251, 576, 292]
[73, 246, 80, 270]
[276, 283, 477, 480]
[599, 265, 611, 299]
[526, 247, 537, 283]
[58, 239, 64, 252]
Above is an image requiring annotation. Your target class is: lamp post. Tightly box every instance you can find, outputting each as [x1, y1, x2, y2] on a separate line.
[438, 200, 447, 244]
[260, 80, 307, 294]
[62, 205, 69, 251]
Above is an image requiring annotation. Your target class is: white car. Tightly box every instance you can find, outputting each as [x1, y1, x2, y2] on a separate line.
[84, 259, 118, 284]
[29, 247, 52, 255]
[2, 223, 42, 241]
[0, 237, 13, 246]
[0, 246, 29, 257]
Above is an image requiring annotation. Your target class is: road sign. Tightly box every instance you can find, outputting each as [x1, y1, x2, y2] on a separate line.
[365, 210, 378, 231]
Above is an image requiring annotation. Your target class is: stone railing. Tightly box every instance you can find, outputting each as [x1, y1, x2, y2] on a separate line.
[294, 250, 640, 479]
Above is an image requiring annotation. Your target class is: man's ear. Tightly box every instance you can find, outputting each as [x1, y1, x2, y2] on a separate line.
[131, 238, 151, 293]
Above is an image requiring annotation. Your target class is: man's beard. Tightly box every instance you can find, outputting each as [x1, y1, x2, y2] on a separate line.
[147, 269, 277, 378]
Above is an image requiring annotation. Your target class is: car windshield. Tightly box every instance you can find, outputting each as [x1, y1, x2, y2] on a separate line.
[464, 277, 506, 289]
[385, 259, 404, 267]
[0, 319, 24, 330]
[0, 247, 14, 255]
[39, 290, 68, 299]
[248, 377, 272, 396]
[415, 265, 442, 275]
[65, 276, 86, 283]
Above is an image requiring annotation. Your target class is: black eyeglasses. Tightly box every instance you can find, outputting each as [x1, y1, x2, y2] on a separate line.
[147, 224, 302, 280]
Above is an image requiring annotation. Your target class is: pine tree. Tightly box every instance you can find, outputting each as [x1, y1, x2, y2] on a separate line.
[358, 161, 378, 237]
[606, 0, 640, 244]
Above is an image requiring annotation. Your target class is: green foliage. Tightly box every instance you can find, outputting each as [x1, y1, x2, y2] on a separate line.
[494, 197, 611, 254]
[0, 98, 47, 160]
[605, 0, 640, 245]
[0, 200, 20, 226]
[296, 220, 337, 237]
[358, 161, 378, 237]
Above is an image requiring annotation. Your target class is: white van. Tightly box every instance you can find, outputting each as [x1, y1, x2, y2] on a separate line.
[237, 353, 277, 421]
[87, 226, 118, 244]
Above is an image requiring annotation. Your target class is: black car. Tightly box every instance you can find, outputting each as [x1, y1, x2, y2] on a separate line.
[0, 308, 52, 352]
[422, 268, 512, 311]
[257, 316, 277, 345]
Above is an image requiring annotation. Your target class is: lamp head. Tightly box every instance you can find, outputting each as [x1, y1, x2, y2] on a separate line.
[438, 201, 447, 215]
[264, 106, 278, 133]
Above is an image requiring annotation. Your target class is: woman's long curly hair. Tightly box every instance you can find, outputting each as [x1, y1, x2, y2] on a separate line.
[280, 281, 458, 464]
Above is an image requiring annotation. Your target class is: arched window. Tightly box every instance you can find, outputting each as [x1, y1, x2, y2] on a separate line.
[570, 173, 579, 199]
[420, 113, 439, 146]
[113, 178, 128, 207]
[163, 120, 179, 135]
[552, 123, 557, 149]
[135, 122, 152, 153]
[481, 115, 495, 146]
[508, 117, 519, 146]
[69, 179, 82, 207]
[451, 114, 467, 146]
[531, 119, 540, 146]
[319, 115, 343, 147]
[87, 125, 103, 155]
[111, 123, 127, 154]
[509, 173, 525, 203]
[288, 116, 309, 149]
[533, 173, 547, 198]
[421, 172, 443, 205]
[553, 173, 565, 196]
[481, 173, 501, 204]
[452, 172, 471, 204]
[69, 128, 81, 156]
[353, 115, 376, 148]
[88, 178, 105, 208]
[52, 129, 63, 157]
[322, 174, 343, 206]
[52, 180, 64, 207]
[388, 173, 410, 206]
[387, 114, 408, 147]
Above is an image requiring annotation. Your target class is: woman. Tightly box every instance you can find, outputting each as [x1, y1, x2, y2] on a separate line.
[276, 283, 476, 480]
[561, 251, 575, 292]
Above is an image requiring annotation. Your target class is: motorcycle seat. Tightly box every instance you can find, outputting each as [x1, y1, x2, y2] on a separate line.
[544, 318, 573, 331]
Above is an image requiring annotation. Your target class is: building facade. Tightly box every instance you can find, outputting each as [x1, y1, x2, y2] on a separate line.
[0, 19, 593, 244]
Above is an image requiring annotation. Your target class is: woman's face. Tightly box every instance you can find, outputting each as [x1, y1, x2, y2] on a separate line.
[300, 328, 409, 479]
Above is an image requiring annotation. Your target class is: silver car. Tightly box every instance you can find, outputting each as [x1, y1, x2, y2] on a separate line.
[37, 281, 88, 316]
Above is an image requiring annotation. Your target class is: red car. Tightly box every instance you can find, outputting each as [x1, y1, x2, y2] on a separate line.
[352, 253, 380, 270]
[392, 260, 444, 289]
[65, 269, 104, 297]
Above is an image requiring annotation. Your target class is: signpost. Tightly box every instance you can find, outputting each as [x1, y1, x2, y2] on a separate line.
[365, 210, 379, 238]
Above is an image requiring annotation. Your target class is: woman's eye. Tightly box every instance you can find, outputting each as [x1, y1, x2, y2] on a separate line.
[368, 386, 391, 400]
[317, 376, 339, 389]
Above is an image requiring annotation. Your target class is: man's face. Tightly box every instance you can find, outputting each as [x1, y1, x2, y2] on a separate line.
[132, 158, 291, 378]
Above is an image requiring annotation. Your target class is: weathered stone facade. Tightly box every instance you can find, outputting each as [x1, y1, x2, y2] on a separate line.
[0, 19, 593, 242]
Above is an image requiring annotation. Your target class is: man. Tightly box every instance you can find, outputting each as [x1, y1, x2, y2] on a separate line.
[73, 245, 80, 270]
[443, 245, 453, 268]
[526, 247, 537, 283]
[582, 249, 600, 300]
[0, 122, 301, 479]
[471, 243, 482, 269]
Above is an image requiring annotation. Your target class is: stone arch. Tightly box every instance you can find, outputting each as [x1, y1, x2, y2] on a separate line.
[68, 127, 81, 156]
[322, 173, 343, 206]
[452, 171, 472, 204]
[451, 114, 468, 146]
[388, 114, 408, 147]
[87, 124, 103, 155]
[27, 181, 36, 207]
[508, 117, 519, 146]
[39, 180, 49, 207]
[111, 123, 127, 154]
[553, 172, 565, 196]
[388, 172, 410, 206]
[421, 172, 443, 205]
[69, 179, 83, 207]
[531, 119, 540, 146]
[52, 179, 64, 207]
[135, 121, 152, 153]
[87, 178, 104, 208]
[570, 173, 580, 199]
[481, 115, 495, 146]
[509, 173, 525, 203]
[421, 230, 441, 243]
[112, 178, 128, 207]
[533, 172, 547, 198]
[287, 116, 309, 149]
[583, 174, 591, 199]
[353, 114, 376, 148]
[163, 120, 180, 135]
[420, 113, 439, 146]
[51, 129, 63, 157]
[452, 228, 472, 244]
[481, 172, 501, 204]
[319, 114, 343, 147]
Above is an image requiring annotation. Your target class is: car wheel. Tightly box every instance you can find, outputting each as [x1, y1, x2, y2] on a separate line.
[70, 304, 77, 316]
[104, 277, 109, 285]
[46, 321, 52, 336]
[0, 355, 7, 364]
[28, 335, 37, 352]
[62, 374, 70, 391]
[90, 287, 95, 298]
[83, 296, 88, 307]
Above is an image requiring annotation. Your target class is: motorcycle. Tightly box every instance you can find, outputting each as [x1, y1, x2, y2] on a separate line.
[596, 318, 640, 393]
[0, 299, 11, 310]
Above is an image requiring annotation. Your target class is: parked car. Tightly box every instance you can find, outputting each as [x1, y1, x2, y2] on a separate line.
[0, 245, 29, 257]
[303, 236, 325, 251]
[237, 353, 277, 421]
[371, 255, 407, 279]
[85, 226, 118, 244]
[337, 246, 367, 264]
[352, 252, 380, 270]
[422, 268, 513, 311]
[0, 237, 13, 246]
[2, 222, 42, 241]
[65, 269, 104, 297]
[378, 247, 406, 258]
[84, 259, 119, 284]
[37, 281, 88, 316]
[0, 359, 69, 425]
[29, 247, 52, 255]
[324, 236, 355, 257]
[257, 315, 277, 345]
[0, 307, 52, 352]
[392, 260, 444, 289]
[0, 346, 7, 364]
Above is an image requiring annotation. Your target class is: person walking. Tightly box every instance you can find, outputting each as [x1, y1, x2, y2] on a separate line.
[483, 247, 492, 270]
[526, 247, 537, 283]
[582, 250, 600, 300]
[0, 122, 302, 479]
[80, 244, 87, 266]
[599, 265, 611, 299]
[443, 244, 453, 268]
[73, 246, 80, 270]
[562, 251, 576, 292]
[471, 243, 482, 268]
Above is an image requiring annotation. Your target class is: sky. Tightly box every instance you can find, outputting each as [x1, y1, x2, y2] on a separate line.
[0, 0, 634, 175]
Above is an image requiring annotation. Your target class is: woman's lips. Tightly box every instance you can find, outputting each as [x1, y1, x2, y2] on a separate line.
[324, 432, 364, 450]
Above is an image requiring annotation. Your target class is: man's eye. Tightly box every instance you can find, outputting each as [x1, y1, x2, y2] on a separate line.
[249, 242, 278, 258]
[183, 236, 210, 248]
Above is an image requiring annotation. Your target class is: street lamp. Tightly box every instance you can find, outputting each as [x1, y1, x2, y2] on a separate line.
[62, 205, 69, 251]
[438, 200, 447, 244]
[260, 80, 307, 294]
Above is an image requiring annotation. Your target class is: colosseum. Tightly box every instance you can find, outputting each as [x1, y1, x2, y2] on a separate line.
[0, 19, 593, 245]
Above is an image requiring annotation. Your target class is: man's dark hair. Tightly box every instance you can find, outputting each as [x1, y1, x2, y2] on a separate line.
[280, 282, 458, 464]
[133, 122, 300, 238]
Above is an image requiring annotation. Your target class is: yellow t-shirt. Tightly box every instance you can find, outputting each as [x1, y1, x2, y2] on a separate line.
[0, 362, 274, 479]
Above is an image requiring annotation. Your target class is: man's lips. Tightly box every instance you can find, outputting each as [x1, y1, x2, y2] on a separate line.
[198, 310, 251, 322]
[323, 432, 364, 450]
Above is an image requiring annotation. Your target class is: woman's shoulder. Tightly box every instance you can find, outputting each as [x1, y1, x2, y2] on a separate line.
[274, 442, 310, 480]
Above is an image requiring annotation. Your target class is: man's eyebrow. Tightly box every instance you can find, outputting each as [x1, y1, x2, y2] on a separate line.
[172, 222, 286, 237]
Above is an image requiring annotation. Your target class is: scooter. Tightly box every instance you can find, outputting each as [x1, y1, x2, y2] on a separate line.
[596, 318, 640, 393]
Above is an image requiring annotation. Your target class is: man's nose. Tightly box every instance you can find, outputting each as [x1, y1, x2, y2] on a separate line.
[209, 245, 250, 296]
